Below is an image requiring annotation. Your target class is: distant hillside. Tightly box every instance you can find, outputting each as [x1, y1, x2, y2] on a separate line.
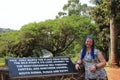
[0, 28, 15, 33]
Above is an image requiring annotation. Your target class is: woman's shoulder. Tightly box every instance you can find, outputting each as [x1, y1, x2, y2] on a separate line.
[94, 48, 102, 55]
[94, 48, 100, 51]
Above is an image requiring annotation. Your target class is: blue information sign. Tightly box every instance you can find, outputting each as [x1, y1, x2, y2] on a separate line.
[6, 57, 76, 78]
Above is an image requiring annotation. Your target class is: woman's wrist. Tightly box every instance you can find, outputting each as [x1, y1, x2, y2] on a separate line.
[76, 63, 81, 65]
[95, 64, 98, 70]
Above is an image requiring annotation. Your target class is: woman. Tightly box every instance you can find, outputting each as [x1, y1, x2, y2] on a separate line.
[75, 36, 107, 80]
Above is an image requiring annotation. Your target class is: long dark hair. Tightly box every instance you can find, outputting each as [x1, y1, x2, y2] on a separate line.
[81, 36, 95, 60]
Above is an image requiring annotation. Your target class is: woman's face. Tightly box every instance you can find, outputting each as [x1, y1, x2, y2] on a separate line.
[85, 38, 93, 48]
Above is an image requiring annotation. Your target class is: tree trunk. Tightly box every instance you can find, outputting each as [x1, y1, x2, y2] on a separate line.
[109, 17, 119, 67]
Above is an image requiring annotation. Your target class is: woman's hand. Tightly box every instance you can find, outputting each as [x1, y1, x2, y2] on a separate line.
[75, 60, 82, 71]
[89, 65, 96, 73]
[75, 63, 81, 71]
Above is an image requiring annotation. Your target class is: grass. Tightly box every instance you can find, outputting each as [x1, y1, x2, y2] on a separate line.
[0, 57, 5, 67]
[0, 54, 15, 67]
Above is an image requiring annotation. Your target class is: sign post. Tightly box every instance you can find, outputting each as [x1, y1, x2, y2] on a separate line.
[6, 57, 76, 78]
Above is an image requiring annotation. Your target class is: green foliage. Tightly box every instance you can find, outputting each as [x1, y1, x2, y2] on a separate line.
[0, 0, 119, 64]
[0, 54, 15, 67]
[0, 15, 97, 59]
[90, 0, 110, 59]
[0, 1, 100, 62]
[90, 0, 120, 62]
[0, 31, 20, 57]
[90, 0, 110, 26]
[57, 0, 91, 17]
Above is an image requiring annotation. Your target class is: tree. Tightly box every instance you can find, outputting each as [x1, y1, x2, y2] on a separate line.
[90, 0, 120, 66]
[34, 18, 78, 57]
[0, 31, 19, 57]
[6, 15, 94, 57]
[9, 18, 78, 57]
[12, 23, 43, 57]
[109, 0, 120, 67]
[56, 0, 91, 17]
[62, 0, 80, 16]
[90, 0, 110, 61]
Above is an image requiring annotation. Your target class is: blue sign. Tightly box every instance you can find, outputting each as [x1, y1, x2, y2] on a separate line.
[6, 57, 76, 78]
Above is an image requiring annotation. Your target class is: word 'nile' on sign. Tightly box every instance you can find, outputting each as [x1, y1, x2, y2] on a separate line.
[6, 57, 76, 78]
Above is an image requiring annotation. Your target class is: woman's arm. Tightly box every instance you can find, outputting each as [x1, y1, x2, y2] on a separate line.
[90, 51, 106, 73]
[75, 49, 83, 71]
[76, 59, 82, 64]
[75, 59, 82, 71]
[96, 53, 106, 69]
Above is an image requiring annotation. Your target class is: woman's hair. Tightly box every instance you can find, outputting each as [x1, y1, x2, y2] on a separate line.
[81, 36, 95, 60]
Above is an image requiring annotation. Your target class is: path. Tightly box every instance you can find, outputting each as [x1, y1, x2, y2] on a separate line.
[105, 67, 120, 80]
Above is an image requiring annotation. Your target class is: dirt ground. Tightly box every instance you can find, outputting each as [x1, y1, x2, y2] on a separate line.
[105, 67, 120, 80]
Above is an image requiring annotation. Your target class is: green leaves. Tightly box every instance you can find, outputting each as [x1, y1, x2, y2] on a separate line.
[57, 0, 91, 17]
[0, 15, 95, 57]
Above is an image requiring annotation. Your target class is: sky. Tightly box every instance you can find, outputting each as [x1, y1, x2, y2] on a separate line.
[0, 0, 93, 30]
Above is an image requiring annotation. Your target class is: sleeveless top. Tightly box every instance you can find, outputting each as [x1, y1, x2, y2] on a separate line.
[81, 49, 107, 79]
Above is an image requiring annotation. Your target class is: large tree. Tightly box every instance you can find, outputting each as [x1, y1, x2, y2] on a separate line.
[9, 17, 78, 57]
[90, 0, 120, 66]
[3, 15, 93, 57]
[90, 0, 110, 61]
[109, 0, 120, 67]
[56, 0, 91, 18]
